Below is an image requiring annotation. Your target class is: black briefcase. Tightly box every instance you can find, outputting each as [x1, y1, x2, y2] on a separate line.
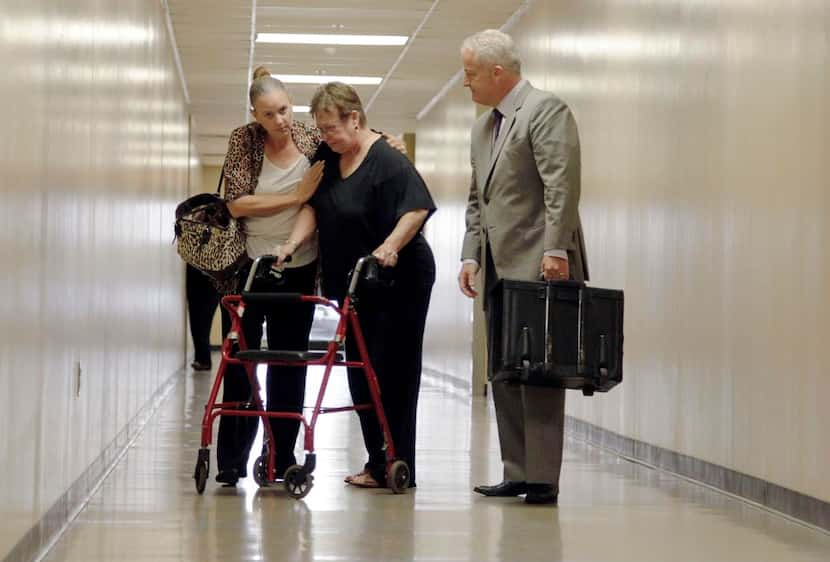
[488, 279, 624, 396]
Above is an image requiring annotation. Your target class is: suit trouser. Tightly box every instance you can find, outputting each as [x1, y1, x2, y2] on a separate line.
[345, 279, 433, 487]
[491, 382, 565, 485]
[484, 243, 566, 487]
[186, 264, 220, 364]
[216, 260, 317, 476]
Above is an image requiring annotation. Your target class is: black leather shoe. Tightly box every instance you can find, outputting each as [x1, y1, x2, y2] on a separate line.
[473, 480, 528, 497]
[191, 360, 211, 371]
[525, 484, 558, 505]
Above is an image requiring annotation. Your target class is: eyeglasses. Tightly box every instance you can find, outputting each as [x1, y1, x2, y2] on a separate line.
[316, 123, 346, 136]
[315, 112, 355, 136]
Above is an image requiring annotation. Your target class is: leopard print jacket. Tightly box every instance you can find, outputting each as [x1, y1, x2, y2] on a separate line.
[222, 120, 321, 202]
[213, 121, 321, 294]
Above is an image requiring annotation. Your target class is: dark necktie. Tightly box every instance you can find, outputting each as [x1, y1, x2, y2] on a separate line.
[492, 108, 503, 143]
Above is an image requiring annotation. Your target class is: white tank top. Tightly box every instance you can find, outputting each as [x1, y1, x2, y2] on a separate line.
[243, 155, 318, 268]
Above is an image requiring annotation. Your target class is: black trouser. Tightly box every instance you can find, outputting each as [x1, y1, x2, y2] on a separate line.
[216, 260, 317, 477]
[186, 264, 220, 365]
[345, 279, 433, 487]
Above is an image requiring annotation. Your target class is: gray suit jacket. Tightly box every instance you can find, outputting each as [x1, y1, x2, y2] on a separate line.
[461, 82, 588, 293]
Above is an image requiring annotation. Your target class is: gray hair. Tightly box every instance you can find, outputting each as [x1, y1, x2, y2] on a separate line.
[249, 65, 288, 107]
[461, 29, 522, 74]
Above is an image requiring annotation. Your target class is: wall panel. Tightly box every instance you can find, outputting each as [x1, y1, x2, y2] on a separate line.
[418, 87, 479, 388]
[0, 0, 191, 557]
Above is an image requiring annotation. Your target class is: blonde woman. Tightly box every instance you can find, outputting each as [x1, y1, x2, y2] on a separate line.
[214, 66, 322, 485]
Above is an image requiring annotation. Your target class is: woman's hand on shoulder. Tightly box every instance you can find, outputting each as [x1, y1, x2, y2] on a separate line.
[295, 161, 325, 204]
[381, 133, 407, 156]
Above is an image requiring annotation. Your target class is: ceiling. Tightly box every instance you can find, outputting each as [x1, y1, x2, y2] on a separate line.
[167, 0, 528, 166]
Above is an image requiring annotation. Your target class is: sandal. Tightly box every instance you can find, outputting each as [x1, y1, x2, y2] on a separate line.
[347, 471, 381, 488]
[344, 469, 369, 484]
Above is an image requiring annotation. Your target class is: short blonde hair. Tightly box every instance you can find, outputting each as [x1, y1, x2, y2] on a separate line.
[310, 82, 367, 127]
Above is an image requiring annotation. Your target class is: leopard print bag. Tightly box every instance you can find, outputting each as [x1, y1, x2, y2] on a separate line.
[174, 168, 248, 286]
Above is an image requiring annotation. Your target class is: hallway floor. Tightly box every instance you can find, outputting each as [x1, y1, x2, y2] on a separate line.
[43, 362, 830, 562]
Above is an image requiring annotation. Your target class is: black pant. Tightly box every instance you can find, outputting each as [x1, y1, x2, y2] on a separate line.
[345, 279, 433, 487]
[186, 265, 220, 365]
[216, 260, 317, 476]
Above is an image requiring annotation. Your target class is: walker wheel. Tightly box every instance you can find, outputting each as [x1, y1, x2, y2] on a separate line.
[194, 459, 208, 494]
[284, 464, 313, 499]
[388, 460, 410, 494]
[253, 455, 270, 487]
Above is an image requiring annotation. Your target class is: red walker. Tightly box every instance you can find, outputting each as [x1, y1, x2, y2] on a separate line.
[193, 255, 409, 498]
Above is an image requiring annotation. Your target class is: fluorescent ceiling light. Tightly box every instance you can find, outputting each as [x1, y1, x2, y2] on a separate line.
[257, 33, 407, 46]
[274, 74, 383, 85]
[293, 106, 310, 113]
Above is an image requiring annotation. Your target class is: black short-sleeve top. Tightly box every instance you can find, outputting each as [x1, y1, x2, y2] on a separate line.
[310, 139, 437, 301]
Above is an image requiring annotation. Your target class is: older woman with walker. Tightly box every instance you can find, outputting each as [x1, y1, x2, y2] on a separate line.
[309, 82, 436, 489]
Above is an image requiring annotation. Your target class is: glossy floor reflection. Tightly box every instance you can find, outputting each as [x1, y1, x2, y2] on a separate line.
[44, 358, 830, 562]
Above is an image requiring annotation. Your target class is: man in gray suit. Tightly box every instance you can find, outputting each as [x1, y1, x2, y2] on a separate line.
[458, 29, 588, 505]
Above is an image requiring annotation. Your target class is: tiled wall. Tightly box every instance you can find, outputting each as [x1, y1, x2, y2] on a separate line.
[0, 0, 193, 557]
[417, 0, 830, 502]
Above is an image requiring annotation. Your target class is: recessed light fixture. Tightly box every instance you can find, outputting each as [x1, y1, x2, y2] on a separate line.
[293, 106, 310, 113]
[274, 74, 383, 85]
[256, 33, 408, 46]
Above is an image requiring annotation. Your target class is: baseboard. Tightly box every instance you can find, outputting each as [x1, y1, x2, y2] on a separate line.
[566, 416, 830, 533]
[2, 369, 183, 562]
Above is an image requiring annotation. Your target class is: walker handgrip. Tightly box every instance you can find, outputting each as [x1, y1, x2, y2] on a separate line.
[243, 254, 294, 292]
[347, 255, 380, 296]
[240, 292, 304, 303]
